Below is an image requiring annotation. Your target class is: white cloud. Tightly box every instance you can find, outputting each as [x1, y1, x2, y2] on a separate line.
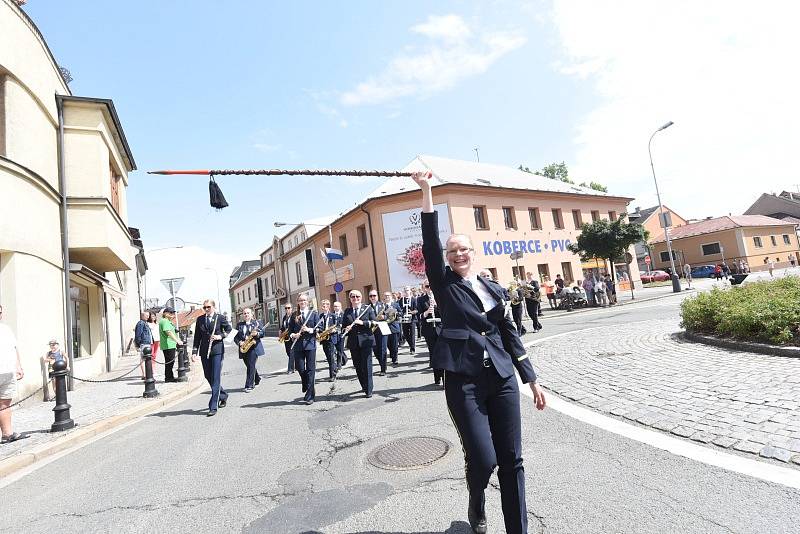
[253, 143, 282, 152]
[551, 0, 800, 218]
[341, 14, 526, 106]
[305, 90, 351, 128]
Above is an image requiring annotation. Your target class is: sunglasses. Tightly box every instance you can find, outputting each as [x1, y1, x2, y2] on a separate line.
[349, 295, 361, 299]
[203, 306, 212, 310]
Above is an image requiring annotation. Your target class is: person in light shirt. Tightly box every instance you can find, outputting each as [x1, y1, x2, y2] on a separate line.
[0, 304, 25, 443]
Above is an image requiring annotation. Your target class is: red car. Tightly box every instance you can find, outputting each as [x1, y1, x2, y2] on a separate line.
[641, 270, 671, 283]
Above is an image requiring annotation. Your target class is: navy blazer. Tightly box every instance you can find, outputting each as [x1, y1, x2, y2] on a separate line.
[288, 309, 320, 352]
[342, 305, 376, 350]
[416, 293, 441, 336]
[318, 311, 342, 345]
[422, 211, 536, 383]
[192, 313, 232, 358]
[234, 320, 265, 357]
[386, 302, 402, 334]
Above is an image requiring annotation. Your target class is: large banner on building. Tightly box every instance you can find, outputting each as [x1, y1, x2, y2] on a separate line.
[382, 203, 451, 290]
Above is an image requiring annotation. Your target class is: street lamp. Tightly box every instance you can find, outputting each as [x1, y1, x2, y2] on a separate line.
[143, 245, 183, 306]
[648, 121, 681, 293]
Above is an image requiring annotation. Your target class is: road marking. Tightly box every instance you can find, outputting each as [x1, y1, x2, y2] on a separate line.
[522, 332, 800, 489]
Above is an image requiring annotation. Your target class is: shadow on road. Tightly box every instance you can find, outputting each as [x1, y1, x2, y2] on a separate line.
[299, 521, 473, 534]
[147, 408, 207, 418]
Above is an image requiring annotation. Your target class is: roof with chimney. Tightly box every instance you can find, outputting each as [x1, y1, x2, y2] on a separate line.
[650, 215, 795, 243]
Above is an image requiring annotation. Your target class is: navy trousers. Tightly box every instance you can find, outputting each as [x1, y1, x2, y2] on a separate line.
[284, 341, 294, 372]
[422, 330, 443, 383]
[386, 332, 399, 364]
[372, 332, 388, 373]
[201, 353, 227, 411]
[242, 350, 260, 389]
[294, 348, 316, 402]
[336, 337, 347, 367]
[445, 368, 526, 534]
[401, 323, 416, 352]
[322, 341, 338, 378]
[350, 346, 373, 396]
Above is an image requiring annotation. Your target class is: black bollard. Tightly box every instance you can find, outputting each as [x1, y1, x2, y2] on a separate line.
[176, 336, 188, 382]
[142, 345, 159, 398]
[51, 359, 75, 432]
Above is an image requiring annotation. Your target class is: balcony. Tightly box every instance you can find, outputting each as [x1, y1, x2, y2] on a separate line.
[67, 197, 134, 272]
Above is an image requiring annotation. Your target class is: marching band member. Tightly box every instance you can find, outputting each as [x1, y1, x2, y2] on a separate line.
[279, 303, 295, 374]
[398, 287, 418, 355]
[417, 280, 443, 385]
[288, 293, 319, 405]
[412, 171, 546, 534]
[510, 278, 526, 336]
[318, 299, 339, 380]
[191, 299, 232, 417]
[341, 290, 376, 398]
[383, 291, 402, 366]
[234, 308, 264, 392]
[524, 272, 543, 332]
[368, 290, 388, 376]
[332, 301, 347, 368]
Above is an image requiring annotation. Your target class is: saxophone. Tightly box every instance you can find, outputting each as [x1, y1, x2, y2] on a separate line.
[239, 326, 261, 354]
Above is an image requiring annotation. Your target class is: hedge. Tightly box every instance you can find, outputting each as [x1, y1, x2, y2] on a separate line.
[680, 277, 800, 345]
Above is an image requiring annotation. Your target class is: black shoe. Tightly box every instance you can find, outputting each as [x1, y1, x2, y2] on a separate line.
[434, 379, 441, 385]
[377, 371, 386, 376]
[165, 378, 178, 383]
[468, 492, 487, 534]
[365, 393, 373, 398]
[302, 384, 308, 393]
[207, 410, 217, 417]
[218, 399, 227, 408]
[305, 399, 314, 405]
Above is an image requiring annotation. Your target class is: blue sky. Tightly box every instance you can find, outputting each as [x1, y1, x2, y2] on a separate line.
[25, 1, 799, 309]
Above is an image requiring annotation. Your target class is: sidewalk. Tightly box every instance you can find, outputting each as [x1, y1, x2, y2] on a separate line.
[0, 352, 204, 477]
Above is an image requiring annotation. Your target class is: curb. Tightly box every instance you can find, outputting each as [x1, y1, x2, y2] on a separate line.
[541, 287, 696, 319]
[0, 371, 205, 479]
[681, 331, 800, 359]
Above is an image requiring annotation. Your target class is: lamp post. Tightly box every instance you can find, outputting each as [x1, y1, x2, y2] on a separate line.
[143, 245, 183, 307]
[274, 221, 336, 300]
[648, 121, 681, 293]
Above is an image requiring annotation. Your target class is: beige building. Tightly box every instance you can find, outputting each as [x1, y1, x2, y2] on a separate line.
[0, 0, 142, 396]
[649, 215, 800, 272]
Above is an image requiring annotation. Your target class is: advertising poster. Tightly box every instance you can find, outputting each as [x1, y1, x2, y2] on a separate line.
[382, 203, 451, 290]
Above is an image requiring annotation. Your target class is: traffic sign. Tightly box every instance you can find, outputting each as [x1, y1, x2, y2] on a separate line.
[334, 282, 344, 293]
[165, 297, 185, 311]
[644, 255, 651, 265]
[160, 277, 184, 294]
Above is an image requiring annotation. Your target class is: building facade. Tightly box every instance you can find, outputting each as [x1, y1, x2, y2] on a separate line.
[628, 205, 687, 273]
[0, 0, 142, 395]
[649, 215, 800, 272]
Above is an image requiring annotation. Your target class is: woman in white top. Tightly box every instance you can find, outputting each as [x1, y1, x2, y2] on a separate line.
[147, 312, 160, 360]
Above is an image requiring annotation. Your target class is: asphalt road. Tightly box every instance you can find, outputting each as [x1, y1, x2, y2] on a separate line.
[2, 290, 799, 533]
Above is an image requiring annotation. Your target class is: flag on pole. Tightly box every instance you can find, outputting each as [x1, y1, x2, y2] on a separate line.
[325, 248, 344, 261]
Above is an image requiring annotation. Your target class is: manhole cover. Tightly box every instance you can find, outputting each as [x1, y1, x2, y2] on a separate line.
[368, 436, 452, 471]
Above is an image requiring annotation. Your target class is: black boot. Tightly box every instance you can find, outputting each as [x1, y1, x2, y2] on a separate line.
[468, 491, 487, 534]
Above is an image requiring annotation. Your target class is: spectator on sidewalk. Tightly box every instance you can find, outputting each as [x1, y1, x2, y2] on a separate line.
[147, 311, 160, 362]
[722, 262, 730, 279]
[594, 277, 607, 307]
[683, 263, 692, 288]
[605, 274, 617, 305]
[42, 339, 66, 401]
[159, 307, 183, 383]
[582, 276, 595, 307]
[134, 312, 154, 380]
[0, 304, 25, 444]
[543, 276, 556, 309]
[790, 255, 797, 269]
[714, 264, 722, 281]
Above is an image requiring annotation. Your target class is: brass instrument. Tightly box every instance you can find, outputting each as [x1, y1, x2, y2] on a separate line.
[522, 281, 541, 302]
[239, 324, 261, 353]
[277, 329, 289, 343]
[370, 305, 386, 333]
[317, 325, 338, 342]
[508, 280, 523, 306]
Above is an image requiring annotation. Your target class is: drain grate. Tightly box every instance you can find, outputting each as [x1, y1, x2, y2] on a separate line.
[368, 436, 452, 471]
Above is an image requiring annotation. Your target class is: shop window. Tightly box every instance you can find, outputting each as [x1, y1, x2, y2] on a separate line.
[609, 211, 617, 221]
[701, 243, 721, 256]
[753, 236, 763, 248]
[591, 210, 600, 222]
[770, 235, 777, 247]
[528, 208, 541, 230]
[474, 206, 489, 230]
[339, 235, 349, 257]
[69, 284, 91, 358]
[357, 225, 369, 249]
[783, 234, 792, 245]
[572, 210, 583, 229]
[537, 263, 550, 281]
[561, 262, 574, 284]
[295, 261, 303, 284]
[552, 208, 564, 229]
[502, 207, 517, 230]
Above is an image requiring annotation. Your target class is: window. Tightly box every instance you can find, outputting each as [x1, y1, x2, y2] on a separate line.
[552, 208, 564, 229]
[528, 208, 541, 230]
[69, 284, 90, 358]
[357, 225, 368, 249]
[294, 236, 299, 246]
[511, 265, 526, 280]
[609, 211, 617, 221]
[488, 267, 498, 281]
[301, 231, 306, 241]
[339, 235, 349, 257]
[109, 164, 121, 214]
[753, 236, 763, 248]
[363, 285, 373, 297]
[268, 253, 272, 264]
[270, 274, 276, 293]
[247, 287, 251, 300]
[561, 262, 574, 284]
[701, 243, 721, 256]
[474, 206, 488, 230]
[572, 210, 583, 230]
[537, 264, 550, 281]
[784, 234, 792, 245]
[324, 242, 331, 250]
[236, 292, 240, 304]
[660, 251, 677, 262]
[502, 207, 517, 230]
[770, 235, 777, 247]
[591, 210, 600, 222]
[295, 261, 302, 284]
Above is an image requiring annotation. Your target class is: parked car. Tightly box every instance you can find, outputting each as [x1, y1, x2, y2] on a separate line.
[690, 265, 717, 278]
[641, 270, 671, 283]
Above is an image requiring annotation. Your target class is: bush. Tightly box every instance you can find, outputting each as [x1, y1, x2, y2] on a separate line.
[680, 277, 800, 345]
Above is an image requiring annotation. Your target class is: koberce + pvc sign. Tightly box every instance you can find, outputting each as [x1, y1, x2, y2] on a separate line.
[480, 238, 573, 256]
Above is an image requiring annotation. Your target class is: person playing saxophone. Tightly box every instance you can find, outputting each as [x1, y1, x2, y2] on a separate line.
[234, 308, 264, 392]
[317, 299, 339, 380]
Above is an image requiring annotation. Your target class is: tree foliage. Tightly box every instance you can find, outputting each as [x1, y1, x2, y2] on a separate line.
[519, 161, 608, 192]
[568, 216, 649, 281]
[579, 181, 608, 192]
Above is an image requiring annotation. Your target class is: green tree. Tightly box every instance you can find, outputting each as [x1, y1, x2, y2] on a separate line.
[568, 216, 649, 282]
[535, 161, 573, 184]
[579, 181, 608, 193]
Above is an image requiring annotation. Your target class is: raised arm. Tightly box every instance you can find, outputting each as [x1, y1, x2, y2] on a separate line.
[411, 172, 446, 287]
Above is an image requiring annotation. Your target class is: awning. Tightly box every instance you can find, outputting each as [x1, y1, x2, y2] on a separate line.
[69, 263, 125, 299]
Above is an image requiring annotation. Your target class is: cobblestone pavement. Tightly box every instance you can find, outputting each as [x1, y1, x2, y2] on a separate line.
[533, 317, 800, 465]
